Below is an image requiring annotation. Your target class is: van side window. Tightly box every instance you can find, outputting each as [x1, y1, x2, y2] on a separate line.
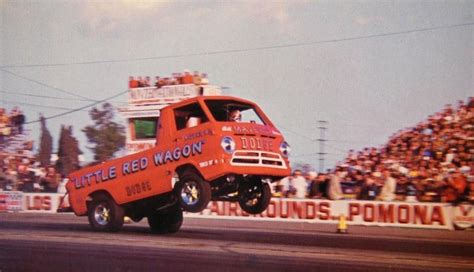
[174, 103, 208, 130]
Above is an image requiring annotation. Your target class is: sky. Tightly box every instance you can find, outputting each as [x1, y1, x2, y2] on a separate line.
[0, 1, 472, 172]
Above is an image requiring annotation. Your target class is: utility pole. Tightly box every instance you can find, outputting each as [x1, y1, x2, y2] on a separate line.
[317, 120, 328, 173]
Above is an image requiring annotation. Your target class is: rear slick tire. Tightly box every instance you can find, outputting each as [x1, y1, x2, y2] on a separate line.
[148, 205, 183, 234]
[88, 194, 124, 232]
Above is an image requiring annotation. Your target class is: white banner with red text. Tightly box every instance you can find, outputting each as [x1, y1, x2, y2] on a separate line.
[1, 192, 473, 230]
[0, 191, 22, 212]
[21, 193, 67, 213]
[185, 199, 459, 230]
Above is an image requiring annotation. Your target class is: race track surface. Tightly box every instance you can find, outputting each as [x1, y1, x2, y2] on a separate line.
[0, 213, 473, 272]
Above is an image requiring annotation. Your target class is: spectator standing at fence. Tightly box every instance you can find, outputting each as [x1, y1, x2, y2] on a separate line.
[394, 174, 407, 201]
[42, 166, 59, 192]
[280, 170, 304, 198]
[6, 165, 17, 191]
[9, 107, 19, 135]
[443, 169, 467, 203]
[467, 181, 474, 202]
[318, 173, 330, 199]
[13, 109, 25, 135]
[328, 168, 344, 200]
[0, 108, 10, 142]
[379, 170, 397, 201]
[421, 178, 443, 202]
[359, 172, 378, 200]
[293, 170, 308, 198]
[307, 171, 319, 198]
[404, 177, 419, 202]
[278, 174, 291, 197]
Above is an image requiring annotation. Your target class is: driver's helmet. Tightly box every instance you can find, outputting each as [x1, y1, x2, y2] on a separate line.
[228, 109, 242, 122]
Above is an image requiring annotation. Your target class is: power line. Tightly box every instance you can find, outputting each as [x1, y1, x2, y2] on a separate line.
[1, 99, 89, 112]
[0, 90, 127, 105]
[0, 68, 94, 101]
[279, 125, 316, 141]
[23, 90, 128, 125]
[292, 151, 345, 158]
[0, 22, 472, 68]
[325, 143, 350, 154]
[327, 139, 376, 145]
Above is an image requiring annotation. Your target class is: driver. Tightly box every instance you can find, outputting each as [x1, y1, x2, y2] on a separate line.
[227, 109, 242, 122]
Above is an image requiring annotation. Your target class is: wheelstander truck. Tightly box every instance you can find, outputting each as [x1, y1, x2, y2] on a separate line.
[65, 95, 291, 233]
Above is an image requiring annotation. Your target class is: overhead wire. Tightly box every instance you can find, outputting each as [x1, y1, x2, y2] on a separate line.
[1, 21, 471, 125]
[0, 68, 94, 101]
[23, 90, 128, 125]
[0, 22, 472, 68]
[1, 99, 89, 112]
[279, 125, 316, 142]
[292, 151, 346, 158]
[0, 90, 127, 105]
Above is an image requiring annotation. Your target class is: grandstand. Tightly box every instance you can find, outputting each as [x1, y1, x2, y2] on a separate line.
[327, 97, 473, 203]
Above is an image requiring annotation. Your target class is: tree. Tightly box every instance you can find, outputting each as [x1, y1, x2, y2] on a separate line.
[82, 103, 125, 163]
[56, 125, 82, 176]
[37, 115, 53, 166]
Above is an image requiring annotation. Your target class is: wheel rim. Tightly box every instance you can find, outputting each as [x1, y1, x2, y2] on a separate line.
[242, 184, 262, 207]
[94, 203, 111, 226]
[180, 181, 200, 206]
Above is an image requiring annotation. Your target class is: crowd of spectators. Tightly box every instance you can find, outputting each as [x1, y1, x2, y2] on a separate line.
[128, 70, 209, 89]
[0, 106, 25, 143]
[0, 107, 63, 193]
[0, 157, 62, 193]
[277, 97, 474, 204]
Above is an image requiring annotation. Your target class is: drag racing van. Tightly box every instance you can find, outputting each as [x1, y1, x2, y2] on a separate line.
[65, 95, 291, 233]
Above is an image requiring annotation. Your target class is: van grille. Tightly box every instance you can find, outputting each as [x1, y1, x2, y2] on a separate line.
[230, 150, 287, 169]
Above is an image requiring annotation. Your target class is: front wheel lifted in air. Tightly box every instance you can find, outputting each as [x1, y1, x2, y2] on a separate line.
[175, 172, 211, 213]
[238, 179, 271, 214]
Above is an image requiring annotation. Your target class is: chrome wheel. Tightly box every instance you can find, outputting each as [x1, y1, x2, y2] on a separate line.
[88, 194, 124, 232]
[94, 203, 111, 226]
[242, 184, 262, 206]
[238, 180, 271, 214]
[176, 172, 211, 213]
[180, 181, 199, 205]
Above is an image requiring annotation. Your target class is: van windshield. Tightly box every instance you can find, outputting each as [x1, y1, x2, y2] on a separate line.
[205, 100, 266, 125]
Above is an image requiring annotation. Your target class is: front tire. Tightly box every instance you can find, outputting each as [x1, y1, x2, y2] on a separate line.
[148, 204, 183, 234]
[88, 194, 124, 232]
[238, 179, 271, 214]
[175, 172, 211, 213]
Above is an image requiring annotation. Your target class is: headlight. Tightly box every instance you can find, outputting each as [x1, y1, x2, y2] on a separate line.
[221, 136, 236, 154]
[280, 141, 291, 157]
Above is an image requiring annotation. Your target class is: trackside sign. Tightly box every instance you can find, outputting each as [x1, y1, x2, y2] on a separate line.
[2, 192, 472, 230]
[185, 199, 456, 230]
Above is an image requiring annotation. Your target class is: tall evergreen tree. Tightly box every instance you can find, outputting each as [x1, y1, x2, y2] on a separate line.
[38, 115, 53, 166]
[56, 125, 81, 176]
[82, 103, 125, 163]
